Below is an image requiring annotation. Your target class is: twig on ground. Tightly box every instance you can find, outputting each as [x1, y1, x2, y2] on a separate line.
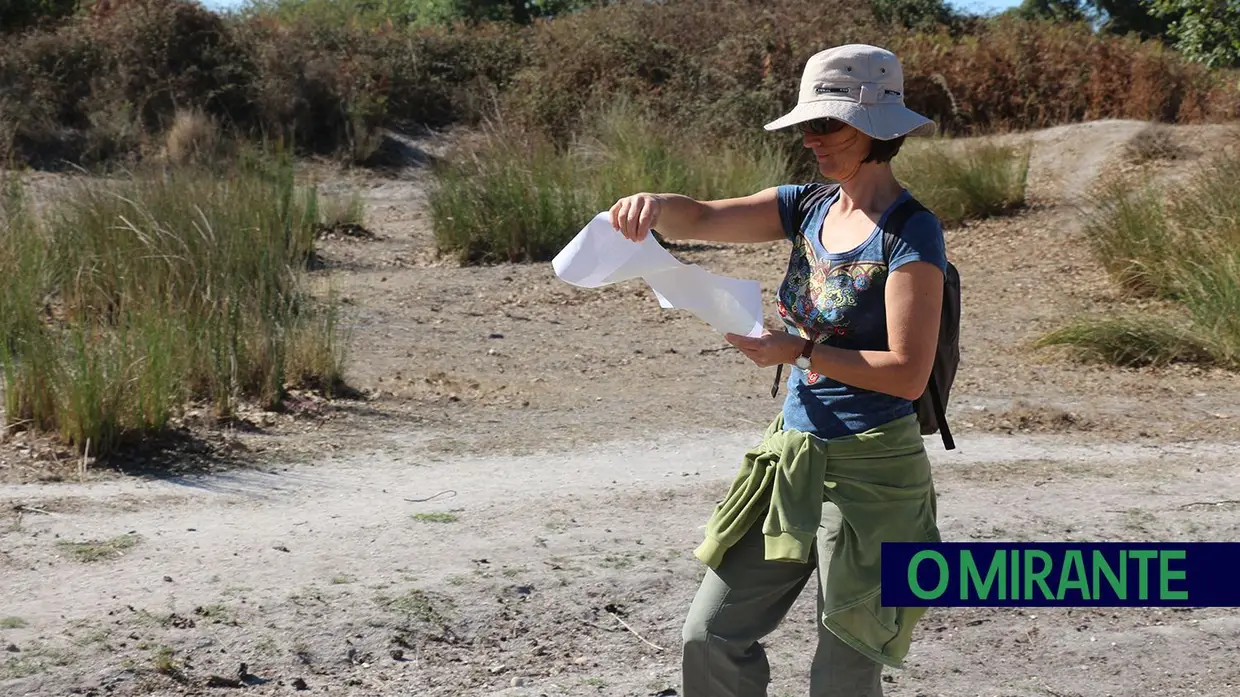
[404, 490, 457, 503]
[79, 438, 90, 481]
[13, 505, 54, 516]
[581, 620, 617, 633]
[1178, 499, 1240, 509]
[1, 419, 32, 435]
[605, 608, 666, 652]
[699, 346, 734, 355]
[11, 504, 55, 530]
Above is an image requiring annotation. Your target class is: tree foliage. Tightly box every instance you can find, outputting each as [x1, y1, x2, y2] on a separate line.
[1011, 0, 1238, 67]
[870, 0, 958, 29]
[1015, 0, 1087, 22]
[0, 0, 78, 32]
[1150, 0, 1240, 67]
[394, 0, 596, 24]
[1091, 0, 1173, 38]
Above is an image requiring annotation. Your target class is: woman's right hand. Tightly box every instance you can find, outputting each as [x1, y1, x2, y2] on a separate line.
[610, 193, 663, 242]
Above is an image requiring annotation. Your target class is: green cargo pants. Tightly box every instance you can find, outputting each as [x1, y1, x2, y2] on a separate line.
[681, 501, 883, 697]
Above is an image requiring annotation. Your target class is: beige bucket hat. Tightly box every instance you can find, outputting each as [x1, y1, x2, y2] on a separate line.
[764, 44, 936, 140]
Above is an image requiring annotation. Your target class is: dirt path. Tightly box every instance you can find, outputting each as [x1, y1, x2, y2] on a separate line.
[3, 120, 1240, 696]
[3, 429, 1240, 697]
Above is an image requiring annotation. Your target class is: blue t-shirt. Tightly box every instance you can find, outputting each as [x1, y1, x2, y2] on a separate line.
[775, 183, 947, 440]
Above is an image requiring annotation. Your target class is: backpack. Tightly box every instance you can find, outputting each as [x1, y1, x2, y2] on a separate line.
[773, 184, 961, 451]
[882, 196, 961, 451]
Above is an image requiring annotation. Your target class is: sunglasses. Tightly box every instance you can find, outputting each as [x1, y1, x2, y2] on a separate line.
[798, 118, 847, 136]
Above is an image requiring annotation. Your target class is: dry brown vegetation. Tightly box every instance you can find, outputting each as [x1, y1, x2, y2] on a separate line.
[1, 0, 1237, 169]
[162, 110, 225, 166]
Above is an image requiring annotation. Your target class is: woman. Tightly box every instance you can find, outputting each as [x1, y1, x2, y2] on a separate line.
[610, 45, 946, 697]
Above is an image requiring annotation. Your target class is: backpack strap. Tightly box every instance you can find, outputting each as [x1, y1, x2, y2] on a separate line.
[795, 183, 841, 234]
[880, 197, 929, 262]
[881, 196, 955, 450]
[928, 371, 954, 450]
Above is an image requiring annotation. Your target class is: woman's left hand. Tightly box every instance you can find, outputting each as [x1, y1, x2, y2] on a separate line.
[723, 330, 805, 368]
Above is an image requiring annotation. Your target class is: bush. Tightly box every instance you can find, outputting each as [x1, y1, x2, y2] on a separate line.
[430, 101, 794, 264]
[2, 0, 1239, 168]
[503, 4, 1240, 152]
[235, 16, 525, 158]
[0, 0, 526, 168]
[1040, 150, 1240, 368]
[895, 139, 1030, 226]
[0, 0, 78, 33]
[501, 0, 881, 150]
[0, 0, 253, 168]
[0, 156, 349, 455]
[888, 17, 1240, 131]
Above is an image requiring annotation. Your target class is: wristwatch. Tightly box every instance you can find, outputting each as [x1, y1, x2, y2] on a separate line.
[794, 338, 815, 371]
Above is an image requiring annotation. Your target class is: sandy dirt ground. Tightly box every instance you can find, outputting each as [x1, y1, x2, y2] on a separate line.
[2, 120, 1240, 697]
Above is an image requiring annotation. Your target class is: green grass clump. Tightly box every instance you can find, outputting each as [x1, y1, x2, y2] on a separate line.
[430, 101, 793, 265]
[1040, 151, 1240, 369]
[0, 156, 350, 456]
[430, 100, 1034, 265]
[57, 534, 143, 563]
[1082, 175, 1176, 297]
[896, 139, 1030, 227]
[319, 191, 367, 230]
[429, 128, 598, 265]
[1035, 318, 1218, 368]
[412, 512, 459, 523]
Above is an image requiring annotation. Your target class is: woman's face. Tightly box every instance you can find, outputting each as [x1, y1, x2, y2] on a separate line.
[800, 119, 872, 183]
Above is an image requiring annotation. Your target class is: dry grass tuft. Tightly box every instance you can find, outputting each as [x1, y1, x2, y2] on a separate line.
[163, 110, 224, 166]
[1124, 124, 1186, 163]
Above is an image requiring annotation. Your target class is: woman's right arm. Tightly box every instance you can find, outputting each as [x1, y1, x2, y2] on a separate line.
[609, 188, 786, 244]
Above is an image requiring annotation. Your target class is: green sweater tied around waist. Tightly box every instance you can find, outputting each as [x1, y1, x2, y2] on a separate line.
[693, 412, 940, 669]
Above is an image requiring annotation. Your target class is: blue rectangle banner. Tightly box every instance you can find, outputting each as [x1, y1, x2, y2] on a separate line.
[880, 542, 1240, 607]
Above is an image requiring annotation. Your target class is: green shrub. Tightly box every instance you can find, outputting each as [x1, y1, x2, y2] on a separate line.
[0, 156, 349, 455]
[1040, 150, 1240, 369]
[896, 139, 1030, 226]
[430, 102, 794, 265]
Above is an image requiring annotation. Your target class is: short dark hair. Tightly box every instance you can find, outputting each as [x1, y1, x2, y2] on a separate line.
[864, 136, 906, 164]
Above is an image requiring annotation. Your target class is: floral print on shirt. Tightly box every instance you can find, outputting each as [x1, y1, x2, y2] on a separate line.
[777, 237, 887, 385]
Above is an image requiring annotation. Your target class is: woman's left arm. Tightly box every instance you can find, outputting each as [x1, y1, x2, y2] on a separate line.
[725, 260, 943, 401]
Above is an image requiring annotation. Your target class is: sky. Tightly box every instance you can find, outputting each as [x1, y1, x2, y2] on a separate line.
[201, 0, 1024, 15]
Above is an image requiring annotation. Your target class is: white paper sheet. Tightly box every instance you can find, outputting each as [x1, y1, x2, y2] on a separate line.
[552, 212, 765, 337]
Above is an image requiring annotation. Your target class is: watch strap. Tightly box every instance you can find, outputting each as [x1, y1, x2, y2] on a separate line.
[772, 336, 817, 399]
